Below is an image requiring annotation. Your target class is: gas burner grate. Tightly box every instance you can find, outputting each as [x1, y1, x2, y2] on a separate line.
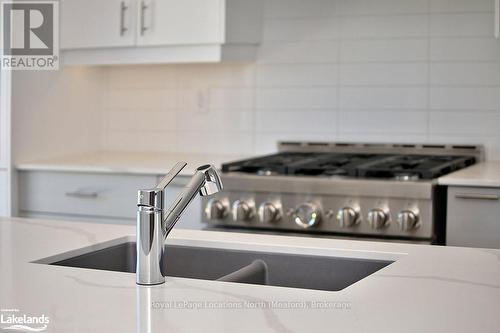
[357, 155, 476, 180]
[221, 152, 325, 175]
[288, 154, 386, 177]
[222, 152, 477, 180]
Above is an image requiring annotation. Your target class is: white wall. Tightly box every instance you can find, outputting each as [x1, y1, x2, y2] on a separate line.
[91, 0, 500, 159]
[11, 0, 497, 222]
[12, 67, 106, 163]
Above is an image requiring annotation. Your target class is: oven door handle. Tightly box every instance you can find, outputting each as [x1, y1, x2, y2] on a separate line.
[454, 193, 499, 201]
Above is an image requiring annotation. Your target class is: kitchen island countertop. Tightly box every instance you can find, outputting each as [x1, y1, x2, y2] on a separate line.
[0, 217, 499, 333]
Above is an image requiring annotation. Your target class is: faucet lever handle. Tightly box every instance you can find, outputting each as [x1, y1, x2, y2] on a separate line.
[157, 162, 187, 190]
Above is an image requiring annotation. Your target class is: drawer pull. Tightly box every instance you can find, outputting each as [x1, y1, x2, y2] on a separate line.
[455, 193, 499, 201]
[65, 190, 99, 199]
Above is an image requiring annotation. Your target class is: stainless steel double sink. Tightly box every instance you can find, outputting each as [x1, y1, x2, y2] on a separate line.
[39, 238, 394, 292]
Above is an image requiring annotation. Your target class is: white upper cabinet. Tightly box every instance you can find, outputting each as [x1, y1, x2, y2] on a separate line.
[60, 0, 263, 65]
[136, 0, 224, 46]
[61, 0, 137, 49]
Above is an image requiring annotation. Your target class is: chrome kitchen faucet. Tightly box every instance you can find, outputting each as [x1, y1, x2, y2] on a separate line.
[136, 162, 223, 285]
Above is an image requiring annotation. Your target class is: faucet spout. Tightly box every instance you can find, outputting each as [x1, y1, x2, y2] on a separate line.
[163, 164, 223, 238]
[136, 162, 223, 285]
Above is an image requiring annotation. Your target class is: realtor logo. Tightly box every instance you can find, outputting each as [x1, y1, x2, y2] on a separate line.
[1, 0, 59, 70]
[0, 308, 50, 332]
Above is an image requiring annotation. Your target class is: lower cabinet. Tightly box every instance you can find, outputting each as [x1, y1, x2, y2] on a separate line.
[17, 170, 203, 228]
[447, 186, 500, 248]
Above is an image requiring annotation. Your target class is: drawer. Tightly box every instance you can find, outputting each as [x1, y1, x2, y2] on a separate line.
[447, 186, 500, 248]
[18, 171, 159, 219]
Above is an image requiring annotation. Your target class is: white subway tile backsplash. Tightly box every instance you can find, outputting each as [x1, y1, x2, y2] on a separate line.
[255, 110, 335, 133]
[430, 87, 500, 110]
[258, 41, 339, 64]
[339, 110, 427, 134]
[101, 0, 500, 159]
[265, 0, 339, 19]
[178, 88, 254, 112]
[340, 39, 428, 63]
[263, 18, 340, 42]
[430, 63, 500, 85]
[175, 110, 253, 132]
[107, 89, 177, 110]
[340, 15, 428, 39]
[340, 63, 427, 85]
[338, 0, 428, 16]
[104, 130, 178, 152]
[176, 131, 254, 155]
[430, 38, 500, 61]
[430, 111, 500, 135]
[429, 13, 494, 37]
[430, 0, 494, 13]
[257, 64, 338, 86]
[340, 87, 428, 109]
[257, 87, 337, 109]
[106, 110, 177, 132]
[208, 89, 254, 110]
[176, 64, 255, 88]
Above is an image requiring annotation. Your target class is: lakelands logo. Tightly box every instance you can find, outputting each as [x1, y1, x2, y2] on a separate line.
[1, 0, 59, 70]
[0, 309, 50, 332]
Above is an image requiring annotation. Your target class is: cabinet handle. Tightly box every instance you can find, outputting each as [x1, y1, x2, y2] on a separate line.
[65, 190, 99, 199]
[496, 0, 500, 38]
[140, 0, 149, 36]
[120, 1, 128, 36]
[455, 193, 499, 201]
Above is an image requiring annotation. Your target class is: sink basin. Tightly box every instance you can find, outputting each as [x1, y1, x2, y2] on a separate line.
[41, 241, 393, 292]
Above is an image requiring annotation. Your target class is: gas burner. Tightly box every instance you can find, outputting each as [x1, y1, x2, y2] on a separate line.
[393, 173, 420, 181]
[222, 152, 321, 175]
[256, 169, 278, 176]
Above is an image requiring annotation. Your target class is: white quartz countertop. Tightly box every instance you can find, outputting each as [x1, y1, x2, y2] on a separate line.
[438, 161, 500, 187]
[1, 217, 499, 333]
[15, 151, 246, 175]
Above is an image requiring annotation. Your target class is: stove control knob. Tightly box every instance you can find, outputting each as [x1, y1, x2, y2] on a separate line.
[336, 207, 360, 228]
[397, 210, 420, 231]
[205, 199, 228, 220]
[293, 203, 321, 229]
[258, 202, 281, 224]
[368, 209, 389, 230]
[232, 200, 255, 222]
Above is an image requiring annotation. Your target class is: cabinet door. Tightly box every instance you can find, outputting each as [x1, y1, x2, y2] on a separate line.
[60, 0, 136, 49]
[447, 186, 500, 248]
[137, 0, 225, 46]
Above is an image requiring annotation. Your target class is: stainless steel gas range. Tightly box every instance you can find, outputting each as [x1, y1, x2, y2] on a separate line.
[202, 142, 483, 244]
